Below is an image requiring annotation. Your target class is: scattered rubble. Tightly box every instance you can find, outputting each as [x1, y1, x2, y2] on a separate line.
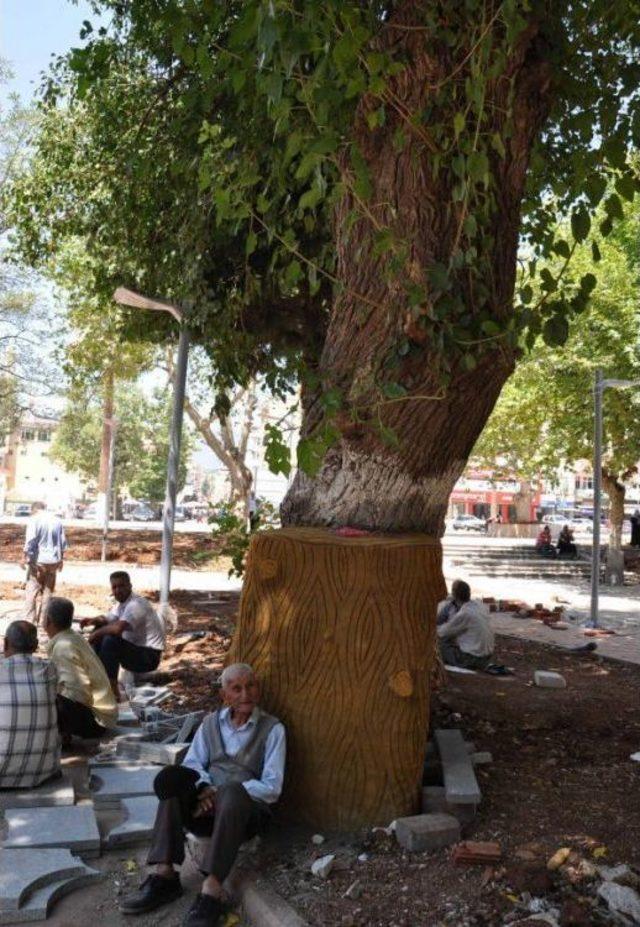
[534, 671, 567, 689]
[395, 813, 460, 852]
[310, 854, 335, 879]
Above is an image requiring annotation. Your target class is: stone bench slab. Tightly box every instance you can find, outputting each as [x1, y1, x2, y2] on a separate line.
[434, 729, 481, 806]
[0, 773, 74, 811]
[2, 805, 100, 859]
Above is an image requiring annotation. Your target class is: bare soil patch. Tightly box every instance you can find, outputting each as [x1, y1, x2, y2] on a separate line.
[9, 585, 639, 926]
[0, 523, 224, 569]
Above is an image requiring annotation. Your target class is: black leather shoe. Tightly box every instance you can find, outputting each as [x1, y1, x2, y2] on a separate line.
[182, 892, 226, 926]
[120, 873, 183, 915]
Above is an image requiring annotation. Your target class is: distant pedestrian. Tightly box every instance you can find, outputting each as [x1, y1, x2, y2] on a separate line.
[631, 509, 640, 547]
[23, 502, 66, 625]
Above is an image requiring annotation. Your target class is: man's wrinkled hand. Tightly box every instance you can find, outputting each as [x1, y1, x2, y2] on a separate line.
[193, 786, 216, 817]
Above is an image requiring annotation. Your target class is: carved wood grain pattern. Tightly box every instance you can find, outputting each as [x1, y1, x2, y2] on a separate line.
[228, 527, 446, 829]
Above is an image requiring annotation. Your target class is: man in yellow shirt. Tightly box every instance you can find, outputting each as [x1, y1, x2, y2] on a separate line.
[44, 597, 117, 740]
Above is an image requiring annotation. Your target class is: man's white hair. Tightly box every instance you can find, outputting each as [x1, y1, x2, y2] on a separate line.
[220, 662, 255, 687]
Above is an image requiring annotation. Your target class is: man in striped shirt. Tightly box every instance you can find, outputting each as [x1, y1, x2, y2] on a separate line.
[0, 620, 61, 789]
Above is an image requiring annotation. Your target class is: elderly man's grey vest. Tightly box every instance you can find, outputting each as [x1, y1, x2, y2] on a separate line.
[204, 708, 279, 791]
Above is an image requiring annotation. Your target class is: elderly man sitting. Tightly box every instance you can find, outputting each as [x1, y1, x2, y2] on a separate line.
[121, 663, 286, 927]
[437, 579, 494, 671]
[44, 597, 117, 742]
[0, 620, 60, 789]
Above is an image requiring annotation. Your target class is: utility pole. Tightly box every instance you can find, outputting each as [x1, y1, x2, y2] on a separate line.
[159, 325, 190, 607]
[101, 417, 117, 563]
[113, 287, 189, 613]
[590, 370, 603, 628]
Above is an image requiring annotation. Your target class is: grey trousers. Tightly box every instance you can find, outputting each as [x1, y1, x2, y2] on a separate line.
[147, 778, 266, 882]
[24, 563, 59, 624]
[439, 640, 491, 671]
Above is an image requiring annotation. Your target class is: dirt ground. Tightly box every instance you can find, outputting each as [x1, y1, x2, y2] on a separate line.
[0, 523, 223, 569]
[8, 588, 640, 926]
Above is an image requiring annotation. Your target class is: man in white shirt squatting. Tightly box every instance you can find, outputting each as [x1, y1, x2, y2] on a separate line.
[120, 662, 286, 927]
[80, 571, 165, 700]
[437, 579, 494, 672]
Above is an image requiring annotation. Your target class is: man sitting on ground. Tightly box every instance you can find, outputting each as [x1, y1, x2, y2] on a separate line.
[437, 580, 494, 671]
[535, 524, 556, 558]
[437, 579, 469, 626]
[557, 524, 578, 559]
[44, 597, 117, 742]
[0, 620, 60, 789]
[80, 571, 165, 700]
[121, 662, 286, 927]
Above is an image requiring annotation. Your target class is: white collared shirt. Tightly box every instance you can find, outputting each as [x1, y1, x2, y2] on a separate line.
[183, 706, 286, 804]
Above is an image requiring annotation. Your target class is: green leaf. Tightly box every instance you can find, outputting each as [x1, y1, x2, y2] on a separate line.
[350, 144, 373, 200]
[245, 231, 257, 256]
[519, 284, 533, 305]
[320, 387, 342, 413]
[467, 150, 489, 185]
[591, 241, 601, 263]
[463, 214, 477, 237]
[427, 262, 451, 291]
[615, 173, 636, 202]
[378, 423, 399, 447]
[297, 435, 330, 477]
[542, 315, 569, 347]
[553, 239, 571, 259]
[381, 382, 407, 399]
[580, 272, 597, 294]
[571, 208, 591, 242]
[481, 320, 501, 335]
[263, 424, 291, 477]
[453, 111, 465, 140]
[490, 133, 506, 159]
[540, 268, 557, 293]
[605, 193, 624, 220]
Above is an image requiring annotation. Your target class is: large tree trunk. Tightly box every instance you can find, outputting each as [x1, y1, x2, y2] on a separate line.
[228, 528, 445, 829]
[233, 4, 552, 828]
[602, 470, 625, 552]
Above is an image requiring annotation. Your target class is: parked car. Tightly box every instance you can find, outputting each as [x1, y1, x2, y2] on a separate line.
[128, 503, 156, 522]
[174, 505, 187, 522]
[452, 514, 487, 532]
[14, 504, 32, 517]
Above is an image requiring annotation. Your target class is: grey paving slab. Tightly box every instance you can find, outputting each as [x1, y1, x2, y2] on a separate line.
[0, 849, 86, 913]
[2, 805, 101, 858]
[104, 795, 158, 848]
[90, 764, 158, 806]
[0, 774, 75, 811]
[115, 740, 188, 765]
[0, 864, 102, 924]
[395, 813, 460, 852]
[434, 728, 481, 806]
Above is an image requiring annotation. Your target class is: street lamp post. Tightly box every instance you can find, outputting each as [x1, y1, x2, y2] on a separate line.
[589, 369, 640, 628]
[113, 287, 190, 610]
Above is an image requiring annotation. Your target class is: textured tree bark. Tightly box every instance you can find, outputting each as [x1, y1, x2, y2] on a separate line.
[234, 4, 553, 827]
[602, 470, 625, 552]
[228, 528, 445, 829]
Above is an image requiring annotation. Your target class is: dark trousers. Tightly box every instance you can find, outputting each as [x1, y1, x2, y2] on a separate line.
[56, 694, 108, 739]
[439, 640, 491, 671]
[147, 766, 267, 882]
[93, 636, 161, 681]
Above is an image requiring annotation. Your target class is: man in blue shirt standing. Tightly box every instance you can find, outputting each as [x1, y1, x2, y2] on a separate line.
[120, 663, 286, 927]
[23, 502, 67, 625]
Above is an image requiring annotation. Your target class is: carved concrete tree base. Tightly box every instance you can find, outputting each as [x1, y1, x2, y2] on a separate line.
[228, 527, 445, 830]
